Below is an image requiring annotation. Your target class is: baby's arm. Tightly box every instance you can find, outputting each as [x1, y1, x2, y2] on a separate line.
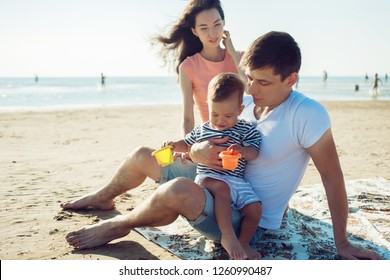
[163, 139, 189, 154]
[228, 144, 258, 161]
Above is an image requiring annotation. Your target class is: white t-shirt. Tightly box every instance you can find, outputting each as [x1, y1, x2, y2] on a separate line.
[240, 91, 331, 229]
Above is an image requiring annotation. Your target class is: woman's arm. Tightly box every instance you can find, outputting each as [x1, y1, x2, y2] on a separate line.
[223, 30, 246, 83]
[179, 67, 195, 136]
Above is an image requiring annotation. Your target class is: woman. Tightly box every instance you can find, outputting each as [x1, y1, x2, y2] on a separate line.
[154, 0, 244, 135]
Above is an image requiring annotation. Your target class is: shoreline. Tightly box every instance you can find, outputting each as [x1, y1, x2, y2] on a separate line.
[1, 100, 389, 260]
[1, 98, 389, 113]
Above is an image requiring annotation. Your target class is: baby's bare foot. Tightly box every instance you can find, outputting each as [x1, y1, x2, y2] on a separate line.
[221, 233, 247, 260]
[241, 243, 262, 260]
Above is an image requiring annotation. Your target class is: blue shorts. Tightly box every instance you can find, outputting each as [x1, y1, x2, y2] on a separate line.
[158, 158, 197, 184]
[159, 158, 266, 244]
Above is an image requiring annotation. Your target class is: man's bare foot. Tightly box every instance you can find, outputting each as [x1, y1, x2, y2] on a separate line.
[241, 243, 262, 260]
[66, 215, 131, 249]
[221, 233, 247, 260]
[60, 192, 115, 210]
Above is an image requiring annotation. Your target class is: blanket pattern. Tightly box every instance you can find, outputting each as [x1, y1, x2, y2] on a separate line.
[135, 178, 390, 260]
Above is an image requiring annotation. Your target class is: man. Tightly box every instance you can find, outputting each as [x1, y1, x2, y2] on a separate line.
[63, 31, 380, 260]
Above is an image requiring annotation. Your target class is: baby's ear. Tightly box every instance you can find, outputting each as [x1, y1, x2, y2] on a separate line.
[239, 104, 245, 115]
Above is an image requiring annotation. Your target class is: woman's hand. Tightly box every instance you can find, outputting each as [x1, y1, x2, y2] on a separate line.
[222, 30, 235, 55]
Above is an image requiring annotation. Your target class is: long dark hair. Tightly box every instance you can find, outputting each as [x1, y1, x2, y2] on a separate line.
[153, 0, 225, 74]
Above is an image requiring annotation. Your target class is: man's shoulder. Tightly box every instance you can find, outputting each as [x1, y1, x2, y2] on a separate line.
[287, 91, 326, 113]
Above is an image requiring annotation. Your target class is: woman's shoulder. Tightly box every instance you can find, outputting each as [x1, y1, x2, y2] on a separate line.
[179, 53, 202, 74]
[180, 53, 201, 66]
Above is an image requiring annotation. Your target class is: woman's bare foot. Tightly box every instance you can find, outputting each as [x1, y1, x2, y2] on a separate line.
[66, 215, 131, 249]
[241, 243, 262, 260]
[60, 191, 115, 210]
[221, 233, 247, 260]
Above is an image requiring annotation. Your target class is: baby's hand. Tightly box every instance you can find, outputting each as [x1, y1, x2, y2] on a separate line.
[162, 141, 174, 149]
[227, 144, 242, 155]
[173, 152, 192, 164]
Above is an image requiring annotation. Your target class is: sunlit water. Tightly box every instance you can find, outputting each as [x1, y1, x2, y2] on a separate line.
[1, 76, 389, 110]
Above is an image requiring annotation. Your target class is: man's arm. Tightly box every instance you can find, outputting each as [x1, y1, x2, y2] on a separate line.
[306, 129, 381, 259]
[189, 137, 229, 170]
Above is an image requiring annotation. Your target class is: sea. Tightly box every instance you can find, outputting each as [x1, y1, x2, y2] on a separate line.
[0, 76, 389, 111]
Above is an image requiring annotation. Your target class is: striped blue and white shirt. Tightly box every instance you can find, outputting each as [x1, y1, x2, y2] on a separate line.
[184, 119, 261, 178]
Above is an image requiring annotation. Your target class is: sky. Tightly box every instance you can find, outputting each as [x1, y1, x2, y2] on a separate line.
[1, 0, 389, 77]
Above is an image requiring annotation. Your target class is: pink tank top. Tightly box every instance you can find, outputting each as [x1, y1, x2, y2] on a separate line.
[180, 51, 244, 122]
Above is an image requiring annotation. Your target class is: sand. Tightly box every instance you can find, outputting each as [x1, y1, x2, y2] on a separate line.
[0, 101, 389, 260]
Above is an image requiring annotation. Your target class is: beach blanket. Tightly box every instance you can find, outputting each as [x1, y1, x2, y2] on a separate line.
[135, 178, 390, 260]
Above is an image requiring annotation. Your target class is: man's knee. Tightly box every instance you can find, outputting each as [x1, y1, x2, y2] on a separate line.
[159, 177, 205, 219]
[163, 177, 200, 199]
[125, 146, 162, 181]
[127, 146, 153, 162]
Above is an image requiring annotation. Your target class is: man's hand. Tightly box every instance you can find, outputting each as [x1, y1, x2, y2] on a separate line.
[337, 240, 382, 260]
[189, 137, 229, 170]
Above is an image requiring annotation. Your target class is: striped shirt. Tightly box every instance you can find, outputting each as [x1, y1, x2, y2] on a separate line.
[184, 119, 261, 178]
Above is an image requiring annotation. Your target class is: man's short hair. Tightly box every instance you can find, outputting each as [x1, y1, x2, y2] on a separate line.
[240, 31, 301, 81]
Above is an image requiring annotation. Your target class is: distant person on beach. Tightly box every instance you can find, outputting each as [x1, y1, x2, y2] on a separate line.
[163, 73, 262, 259]
[34, 75, 38, 83]
[386, 73, 388, 82]
[153, 0, 243, 137]
[365, 73, 369, 81]
[354, 84, 359, 92]
[61, 31, 381, 260]
[100, 73, 106, 87]
[371, 73, 383, 99]
[322, 70, 328, 85]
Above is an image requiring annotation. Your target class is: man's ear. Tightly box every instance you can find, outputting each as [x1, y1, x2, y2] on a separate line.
[286, 72, 298, 87]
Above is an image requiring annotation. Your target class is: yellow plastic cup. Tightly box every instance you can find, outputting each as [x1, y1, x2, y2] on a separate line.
[219, 150, 242, 170]
[151, 146, 174, 167]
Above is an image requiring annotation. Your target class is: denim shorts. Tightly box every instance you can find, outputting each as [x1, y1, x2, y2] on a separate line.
[158, 158, 197, 184]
